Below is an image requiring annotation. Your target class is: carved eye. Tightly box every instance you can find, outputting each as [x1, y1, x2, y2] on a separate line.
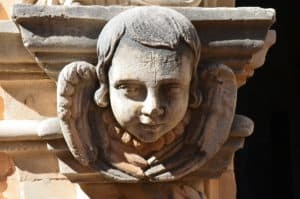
[162, 84, 182, 95]
[117, 84, 146, 101]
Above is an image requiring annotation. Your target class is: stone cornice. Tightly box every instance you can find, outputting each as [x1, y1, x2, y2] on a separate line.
[0, 20, 47, 80]
[11, 5, 275, 86]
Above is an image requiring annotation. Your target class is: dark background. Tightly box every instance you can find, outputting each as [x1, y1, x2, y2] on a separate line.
[234, 0, 297, 199]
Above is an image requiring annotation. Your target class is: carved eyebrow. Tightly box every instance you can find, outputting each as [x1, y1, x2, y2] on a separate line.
[113, 78, 187, 88]
[158, 78, 186, 85]
[114, 79, 143, 87]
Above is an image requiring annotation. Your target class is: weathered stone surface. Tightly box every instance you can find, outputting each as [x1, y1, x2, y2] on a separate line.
[0, 4, 9, 19]
[13, 5, 275, 87]
[0, 80, 56, 119]
[16, 0, 236, 7]
[0, 114, 251, 183]
[17, 0, 236, 6]
[53, 7, 238, 183]
[21, 180, 78, 199]
[0, 0, 236, 20]
[0, 118, 62, 141]
[0, 0, 14, 19]
[201, 0, 234, 7]
[0, 3, 276, 199]
[0, 152, 18, 199]
[0, 21, 46, 80]
[0, 153, 15, 179]
[33, 0, 203, 6]
[0, 21, 33, 63]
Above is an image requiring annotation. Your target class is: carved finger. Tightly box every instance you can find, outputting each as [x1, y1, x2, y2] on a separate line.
[147, 138, 183, 166]
[109, 139, 148, 169]
[146, 149, 196, 179]
[151, 155, 205, 181]
[109, 152, 145, 178]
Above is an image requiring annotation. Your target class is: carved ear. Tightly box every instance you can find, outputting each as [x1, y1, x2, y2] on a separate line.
[57, 61, 99, 166]
[94, 83, 109, 108]
[189, 84, 202, 109]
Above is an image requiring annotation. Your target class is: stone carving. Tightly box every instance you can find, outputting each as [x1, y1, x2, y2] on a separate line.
[57, 6, 248, 183]
[18, 0, 202, 6]
[0, 2, 276, 198]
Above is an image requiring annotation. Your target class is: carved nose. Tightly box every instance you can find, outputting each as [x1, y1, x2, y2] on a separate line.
[141, 90, 164, 117]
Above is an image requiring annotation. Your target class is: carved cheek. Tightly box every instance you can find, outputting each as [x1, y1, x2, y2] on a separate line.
[167, 88, 189, 107]
[113, 100, 141, 126]
[125, 101, 142, 120]
[168, 92, 189, 123]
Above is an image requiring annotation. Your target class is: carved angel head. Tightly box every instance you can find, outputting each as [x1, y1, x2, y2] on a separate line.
[93, 7, 202, 143]
[57, 6, 240, 181]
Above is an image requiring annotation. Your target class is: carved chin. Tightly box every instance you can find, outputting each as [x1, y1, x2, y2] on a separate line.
[128, 124, 168, 143]
[102, 108, 191, 154]
[135, 132, 162, 144]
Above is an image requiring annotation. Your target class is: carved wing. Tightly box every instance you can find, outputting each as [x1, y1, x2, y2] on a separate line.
[57, 61, 99, 166]
[145, 63, 237, 181]
[188, 63, 237, 159]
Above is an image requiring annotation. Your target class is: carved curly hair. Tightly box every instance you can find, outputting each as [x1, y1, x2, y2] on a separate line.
[94, 6, 202, 108]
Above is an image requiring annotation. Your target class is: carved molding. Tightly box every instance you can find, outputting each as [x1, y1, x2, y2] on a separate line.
[18, 0, 203, 6]
[0, 20, 46, 80]
[12, 5, 275, 87]
[0, 5, 276, 184]
[0, 118, 62, 141]
[0, 114, 252, 183]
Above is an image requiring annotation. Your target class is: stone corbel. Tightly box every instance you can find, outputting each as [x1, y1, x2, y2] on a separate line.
[0, 5, 276, 199]
[12, 5, 276, 84]
[8, 5, 276, 182]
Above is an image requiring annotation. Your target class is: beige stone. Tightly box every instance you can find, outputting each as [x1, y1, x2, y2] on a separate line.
[0, 3, 276, 199]
[21, 180, 78, 199]
[0, 118, 61, 141]
[0, 80, 56, 119]
[16, 0, 228, 6]
[0, 96, 3, 120]
[0, 0, 235, 17]
[55, 7, 240, 183]
[0, 174, 20, 199]
[14, 0, 236, 6]
[0, 153, 15, 179]
[0, 1, 15, 19]
[0, 3, 8, 19]
[0, 153, 19, 199]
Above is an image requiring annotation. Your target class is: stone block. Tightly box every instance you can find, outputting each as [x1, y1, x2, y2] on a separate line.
[20, 180, 77, 199]
[0, 80, 56, 119]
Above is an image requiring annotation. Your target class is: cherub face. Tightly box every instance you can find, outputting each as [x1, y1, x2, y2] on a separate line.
[108, 39, 193, 143]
